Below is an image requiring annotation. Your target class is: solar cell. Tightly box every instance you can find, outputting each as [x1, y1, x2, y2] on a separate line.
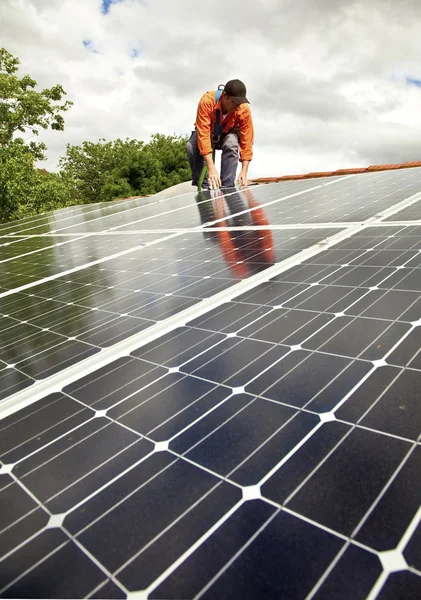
[1, 168, 421, 599]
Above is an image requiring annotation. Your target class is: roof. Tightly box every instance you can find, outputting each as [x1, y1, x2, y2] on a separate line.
[2, 166, 421, 598]
[251, 160, 421, 183]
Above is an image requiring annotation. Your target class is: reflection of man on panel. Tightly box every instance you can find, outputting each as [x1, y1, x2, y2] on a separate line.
[186, 80, 254, 190]
[195, 187, 275, 278]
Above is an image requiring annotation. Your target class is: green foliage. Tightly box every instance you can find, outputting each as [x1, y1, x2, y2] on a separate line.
[0, 47, 73, 158]
[59, 133, 191, 203]
[58, 138, 144, 203]
[0, 48, 74, 223]
[0, 48, 192, 224]
[0, 139, 75, 223]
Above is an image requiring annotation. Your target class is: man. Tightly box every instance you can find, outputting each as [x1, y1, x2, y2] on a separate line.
[186, 79, 254, 190]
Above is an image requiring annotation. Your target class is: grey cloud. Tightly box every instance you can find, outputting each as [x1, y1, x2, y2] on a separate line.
[3, 0, 421, 177]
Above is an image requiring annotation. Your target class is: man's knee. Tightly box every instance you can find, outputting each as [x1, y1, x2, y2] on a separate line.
[221, 133, 239, 154]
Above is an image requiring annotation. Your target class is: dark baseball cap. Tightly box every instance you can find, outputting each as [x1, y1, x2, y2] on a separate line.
[224, 79, 249, 104]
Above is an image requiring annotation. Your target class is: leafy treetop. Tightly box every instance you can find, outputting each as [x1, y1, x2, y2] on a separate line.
[0, 47, 73, 159]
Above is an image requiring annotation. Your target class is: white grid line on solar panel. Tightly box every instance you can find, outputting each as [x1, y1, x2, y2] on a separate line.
[1, 382, 418, 596]
[2, 239, 342, 342]
[0, 221, 373, 419]
[2, 351, 418, 499]
[0, 430, 165, 538]
[0, 231, 420, 548]
[188, 284, 419, 363]
[0, 322, 102, 365]
[0, 270, 415, 386]
[0, 227, 336, 276]
[191, 502, 343, 600]
[0, 186, 236, 236]
[366, 574, 389, 600]
[5, 311, 417, 454]
[161, 429, 416, 598]
[0, 176, 418, 286]
[0, 227, 296, 292]
[173, 326, 415, 427]
[3, 217, 416, 422]
[193, 501, 359, 600]
[0, 234, 98, 264]
[2, 374, 420, 527]
[0, 229, 173, 264]
[0, 178, 334, 237]
[0, 187, 204, 236]
[3, 378, 418, 546]
[1, 223, 358, 236]
[3, 176, 421, 294]
[280, 415, 415, 510]
[385, 201, 421, 221]
[0, 230, 339, 302]
[366, 513, 421, 600]
[119, 169, 421, 232]
[105, 179, 355, 233]
[250, 174, 421, 225]
[305, 542, 354, 600]
[0, 179, 349, 264]
[0, 231, 187, 298]
[125, 325, 421, 442]
[2, 246, 420, 592]
[2, 220, 417, 237]
[123, 497, 248, 600]
[0, 166, 416, 239]
[198, 170, 421, 231]
[0, 198, 126, 231]
[1, 294, 154, 332]
[167, 480, 406, 600]
[0, 473, 123, 595]
[0, 193, 148, 236]
[1, 404, 398, 573]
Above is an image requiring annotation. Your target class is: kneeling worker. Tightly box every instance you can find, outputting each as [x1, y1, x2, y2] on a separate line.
[186, 79, 254, 190]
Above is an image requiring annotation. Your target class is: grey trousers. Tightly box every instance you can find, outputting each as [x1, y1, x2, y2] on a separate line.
[186, 130, 239, 188]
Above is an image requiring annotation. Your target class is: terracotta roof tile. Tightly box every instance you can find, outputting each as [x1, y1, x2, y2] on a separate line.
[251, 161, 421, 184]
[400, 161, 421, 167]
[333, 168, 368, 175]
[303, 171, 335, 178]
[366, 164, 402, 172]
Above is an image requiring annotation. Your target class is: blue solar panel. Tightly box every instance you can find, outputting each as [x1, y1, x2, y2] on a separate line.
[1, 170, 421, 598]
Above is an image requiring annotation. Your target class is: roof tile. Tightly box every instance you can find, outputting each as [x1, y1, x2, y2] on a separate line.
[303, 171, 334, 178]
[400, 161, 421, 167]
[251, 161, 421, 184]
[366, 164, 402, 171]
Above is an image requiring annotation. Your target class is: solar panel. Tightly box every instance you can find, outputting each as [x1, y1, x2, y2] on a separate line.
[1, 169, 421, 599]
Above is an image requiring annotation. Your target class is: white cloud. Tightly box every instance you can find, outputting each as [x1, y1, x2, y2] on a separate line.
[2, 0, 421, 178]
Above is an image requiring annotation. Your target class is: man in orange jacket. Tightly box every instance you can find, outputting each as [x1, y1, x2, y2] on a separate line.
[186, 79, 254, 190]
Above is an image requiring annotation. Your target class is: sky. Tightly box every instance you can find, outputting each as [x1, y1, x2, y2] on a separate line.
[2, 0, 421, 179]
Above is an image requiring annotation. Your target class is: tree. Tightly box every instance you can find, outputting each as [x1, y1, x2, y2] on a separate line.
[0, 138, 74, 223]
[59, 134, 191, 203]
[0, 48, 73, 159]
[0, 48, 74, 222]
[58, 138, 145, 203]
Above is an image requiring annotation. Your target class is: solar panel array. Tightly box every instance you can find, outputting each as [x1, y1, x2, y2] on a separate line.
[1, 168, 421, 599]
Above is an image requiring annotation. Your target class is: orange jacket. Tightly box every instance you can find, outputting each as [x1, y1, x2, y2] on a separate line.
[194, 90, 254, 162]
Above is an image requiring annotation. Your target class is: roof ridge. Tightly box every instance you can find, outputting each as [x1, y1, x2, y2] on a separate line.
[251, 160, 421, 184]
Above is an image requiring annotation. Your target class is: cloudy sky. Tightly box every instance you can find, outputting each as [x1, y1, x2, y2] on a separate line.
[2, 0, 421, 179]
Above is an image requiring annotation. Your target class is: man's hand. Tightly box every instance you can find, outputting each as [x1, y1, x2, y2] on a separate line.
[203, 153, 221, 189]
[208, 165, 222, 189]
[237, 160, 250, 187]
[237, 171, 248, 187]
